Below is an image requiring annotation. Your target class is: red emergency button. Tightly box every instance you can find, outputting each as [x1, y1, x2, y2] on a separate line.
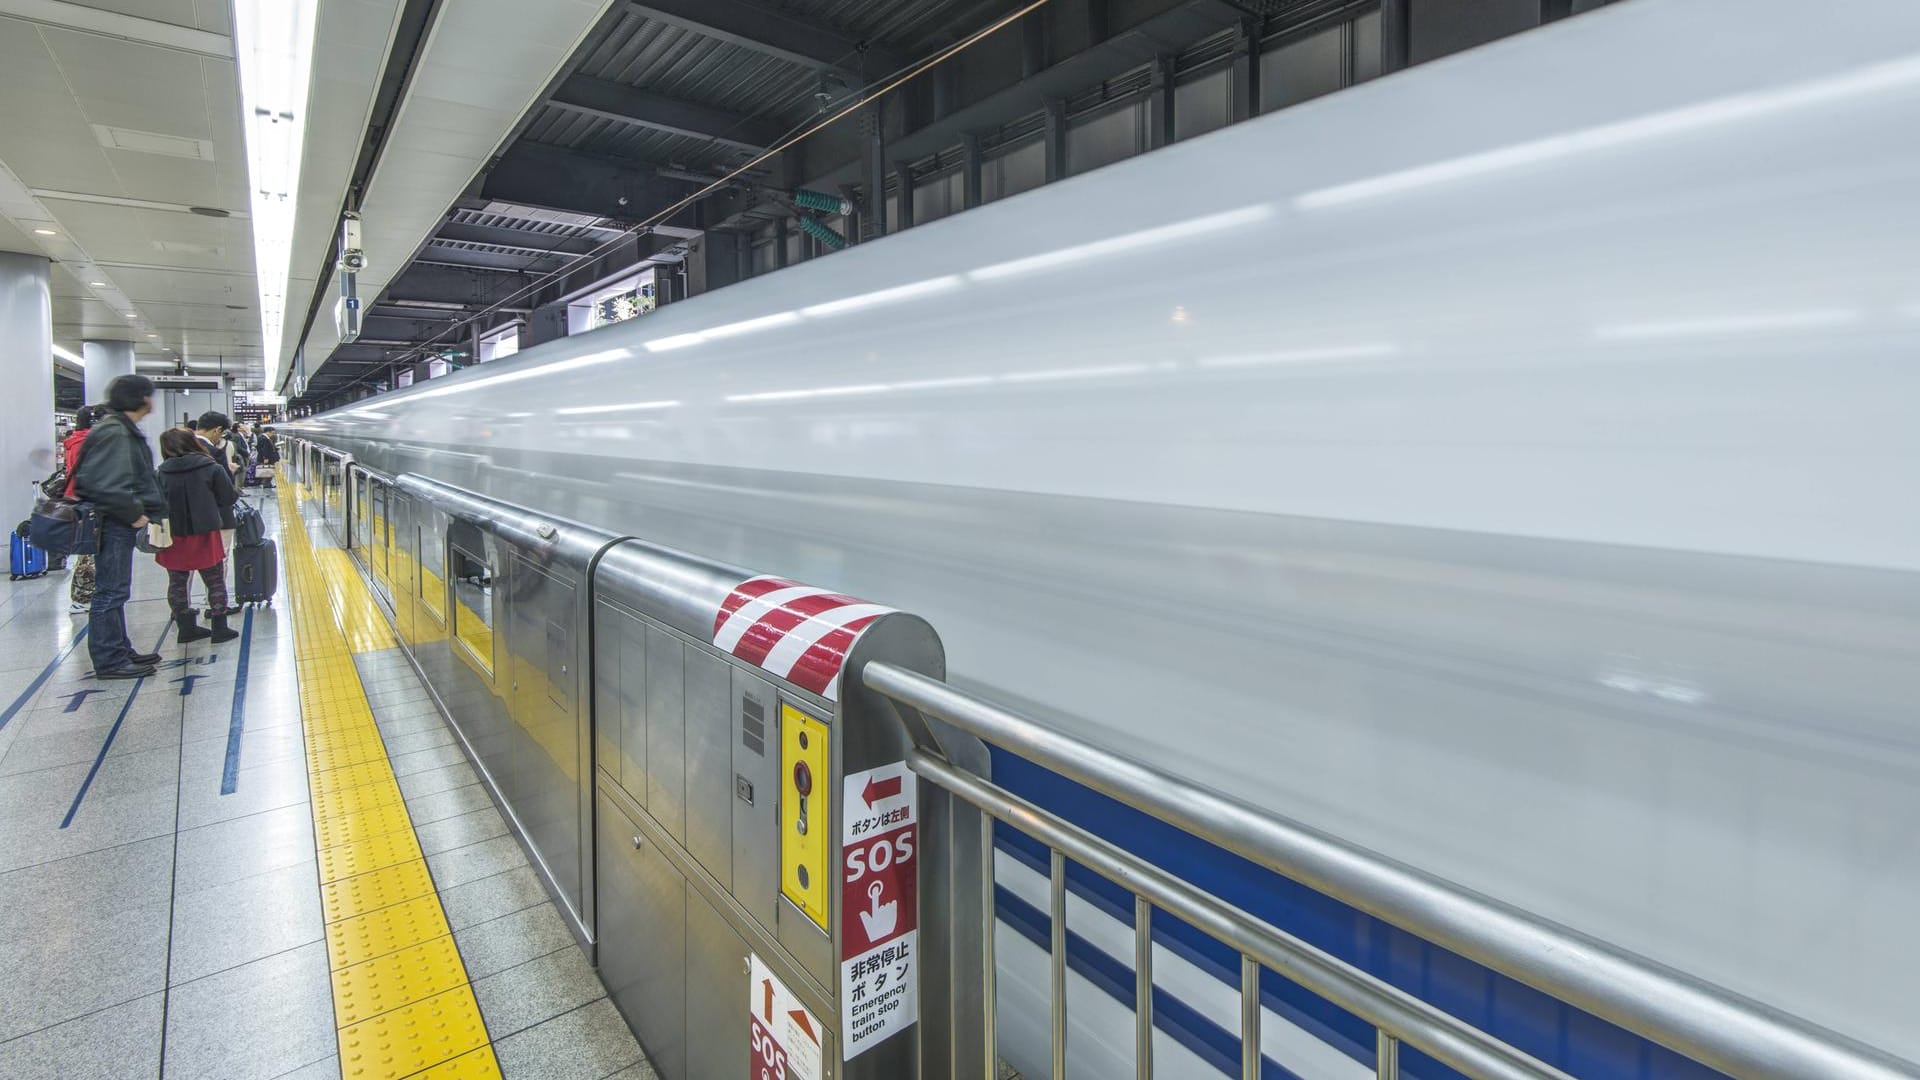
[792, 762, 813, 797]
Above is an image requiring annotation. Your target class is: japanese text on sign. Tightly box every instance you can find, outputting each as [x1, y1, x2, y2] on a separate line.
[840, 762, 919, 1059]
[749, 954, 822, 1080]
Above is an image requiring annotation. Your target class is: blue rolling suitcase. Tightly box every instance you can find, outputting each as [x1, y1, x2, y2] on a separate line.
[10, 532, 48, 581]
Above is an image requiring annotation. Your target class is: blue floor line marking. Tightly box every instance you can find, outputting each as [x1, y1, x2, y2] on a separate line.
[219, 606, 256, 795]
[60, 623, 172, 829]
[0, 626, 89, 734]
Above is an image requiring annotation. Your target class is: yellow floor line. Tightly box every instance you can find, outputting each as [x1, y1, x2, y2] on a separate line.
[280, 481, 503, 1080]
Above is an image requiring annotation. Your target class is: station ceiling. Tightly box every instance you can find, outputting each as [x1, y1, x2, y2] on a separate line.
[290, 0, 1017, 405]
[0, 0, 263, 386]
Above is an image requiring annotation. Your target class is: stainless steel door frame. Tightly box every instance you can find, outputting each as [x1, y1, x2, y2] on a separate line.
[397, 474, 619, 949]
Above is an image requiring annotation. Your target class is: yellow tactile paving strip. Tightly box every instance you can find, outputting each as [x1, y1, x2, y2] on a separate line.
[280, 480, 503, 1080]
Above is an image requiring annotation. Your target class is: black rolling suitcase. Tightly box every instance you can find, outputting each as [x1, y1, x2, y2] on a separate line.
[234, 538, 277, 606]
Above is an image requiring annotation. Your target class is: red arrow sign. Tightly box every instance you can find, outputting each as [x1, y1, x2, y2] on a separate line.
[790, 1008, 818, 1044]
[862, 773, 902, 807]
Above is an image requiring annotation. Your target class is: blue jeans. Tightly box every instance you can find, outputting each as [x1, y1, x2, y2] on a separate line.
[87, 520, 138, 672]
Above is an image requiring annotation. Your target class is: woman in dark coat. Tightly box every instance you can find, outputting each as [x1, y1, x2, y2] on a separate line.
[154, 428, 239, 643]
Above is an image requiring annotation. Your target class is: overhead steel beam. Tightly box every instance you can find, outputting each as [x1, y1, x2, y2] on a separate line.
[359, 314, 473, 341]
[802, 0, 1245, 194]
[627, 0, 899, 78]
[479, 143, 704, 226]
[382, 265, 536, 308]
[435, 221, 604, 257]
[548, 75, 778, 151]
[416, 245, 569, 273]
[1380, 0, 1410, 71]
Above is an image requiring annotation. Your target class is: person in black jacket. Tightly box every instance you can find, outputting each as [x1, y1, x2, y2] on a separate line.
[253, 425, 280, 489]
[71, 375, 168, 678]
[154, 429, 240, 643]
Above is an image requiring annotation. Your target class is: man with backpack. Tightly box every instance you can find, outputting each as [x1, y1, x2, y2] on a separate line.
[71, 375, 168, 679]
[57, 405, 101, 613]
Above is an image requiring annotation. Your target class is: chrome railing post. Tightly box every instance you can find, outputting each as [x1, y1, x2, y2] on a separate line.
[1134, 897, 1153, 1080]
[982, 813, 998, 1078]
[1050, 849, 1068, 1079]
[869, 663, 1920, 1080]
[1241, 956, 1262, 1080]
[1377, 1030, 1401, 1080]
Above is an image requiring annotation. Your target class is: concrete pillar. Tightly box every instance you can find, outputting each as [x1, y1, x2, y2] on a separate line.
[82, 340, 134, 405]
[1043, 98, 1067, 182]
[861, 104, 887, 242]
[1148, 55, 1177, 151]
[527, 303, 568, 347]
[0, 252, 53, 516]
[686, 231, 745, 297]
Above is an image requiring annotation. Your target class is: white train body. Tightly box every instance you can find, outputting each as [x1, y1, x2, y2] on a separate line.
[299, 0, 1920, 1071]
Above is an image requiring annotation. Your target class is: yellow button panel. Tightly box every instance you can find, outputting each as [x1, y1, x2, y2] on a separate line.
[779, 703, 831, 931]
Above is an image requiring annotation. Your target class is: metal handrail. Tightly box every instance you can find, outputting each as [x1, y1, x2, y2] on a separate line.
[909, 750, 1572, 1080]
[865, 662, 1920, 1080]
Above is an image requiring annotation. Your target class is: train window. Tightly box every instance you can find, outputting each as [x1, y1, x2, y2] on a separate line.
[450, 545, 493, 675]
[418, 516, 446, 622]
[371, 484, 391, 595]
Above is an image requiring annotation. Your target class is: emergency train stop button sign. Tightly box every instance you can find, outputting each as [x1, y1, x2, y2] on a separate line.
[750, 954, 823, 1080]
[840, 761, 919, 1059]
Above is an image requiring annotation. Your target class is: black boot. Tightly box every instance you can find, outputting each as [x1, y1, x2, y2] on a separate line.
[209, 613, 239, 644]
[175, 611, 212, 643]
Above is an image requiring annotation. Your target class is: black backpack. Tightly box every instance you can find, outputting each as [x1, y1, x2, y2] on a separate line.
[234, 500, 266, 547]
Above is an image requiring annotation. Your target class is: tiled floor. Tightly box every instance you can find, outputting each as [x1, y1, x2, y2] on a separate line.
[0, 497, 655, 1079]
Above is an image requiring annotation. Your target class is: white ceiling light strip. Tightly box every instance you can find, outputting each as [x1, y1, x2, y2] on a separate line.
[231, 0, 319, 386]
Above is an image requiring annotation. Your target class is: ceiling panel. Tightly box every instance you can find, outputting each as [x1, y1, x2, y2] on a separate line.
[78, 0, 199, 28]
[276, 0, 409, 391]
[0, 4, 272, 384]
[88, 156, 236, 208]
[0, 214, 37, 257]
[288, 0, 618, 393]
[190, 0, 229, 36]
[103, 264, 251, 302]
[42, 28, 213, 128]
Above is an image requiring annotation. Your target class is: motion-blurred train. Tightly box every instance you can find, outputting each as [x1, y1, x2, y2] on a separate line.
[289, 0, 1920, 1076]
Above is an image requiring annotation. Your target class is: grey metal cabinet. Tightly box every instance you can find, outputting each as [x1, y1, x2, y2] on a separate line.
[598, 790, 686, 1080]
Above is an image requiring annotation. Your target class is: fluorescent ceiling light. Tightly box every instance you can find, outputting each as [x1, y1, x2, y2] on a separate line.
[52, 344, 83, 365]
[88, 281, 106, 287]
[232, 0, 319, 388]
[32, 228, 56, 236]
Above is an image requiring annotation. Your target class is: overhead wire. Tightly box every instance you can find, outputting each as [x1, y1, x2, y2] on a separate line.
[323, 0, 1057, 404]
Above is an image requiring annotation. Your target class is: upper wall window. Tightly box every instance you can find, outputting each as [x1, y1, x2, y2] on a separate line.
[567, 270, 657, 335]
[478, 324, 520, 363]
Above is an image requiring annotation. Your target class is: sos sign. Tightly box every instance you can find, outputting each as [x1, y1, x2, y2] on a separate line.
[750, 1015, 787, 1080]
[844, 830, 915, 881]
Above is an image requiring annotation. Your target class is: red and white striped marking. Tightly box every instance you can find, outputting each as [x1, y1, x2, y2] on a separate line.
[712, 576, 895, 700]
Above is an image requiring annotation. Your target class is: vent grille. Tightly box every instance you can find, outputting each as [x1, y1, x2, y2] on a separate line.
[91, 124, 215, 161]
[741, 694, 766, 756]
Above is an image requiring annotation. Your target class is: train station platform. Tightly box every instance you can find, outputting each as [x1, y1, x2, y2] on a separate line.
[0, 483, 656, 1079]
